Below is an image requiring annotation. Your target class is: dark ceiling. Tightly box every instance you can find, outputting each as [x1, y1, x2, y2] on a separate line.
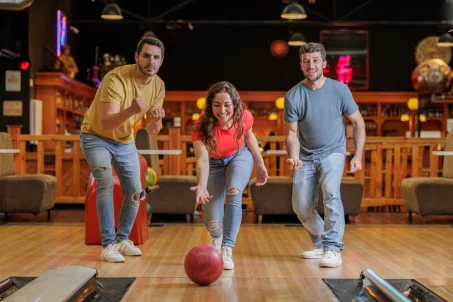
[55, 0, 453, 91]
[72, 0, 447, 26]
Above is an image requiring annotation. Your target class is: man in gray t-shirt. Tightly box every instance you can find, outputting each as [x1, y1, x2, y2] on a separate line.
[284, 42, 365, 268]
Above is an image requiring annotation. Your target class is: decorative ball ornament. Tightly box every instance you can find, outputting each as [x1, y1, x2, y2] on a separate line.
[270, 40, 289, 58]
[415, 36, 451, 64]
[411, 58, 451, 94]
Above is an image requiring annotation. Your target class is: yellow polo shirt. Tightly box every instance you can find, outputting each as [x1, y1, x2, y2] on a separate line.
[81, 64, 165, 143]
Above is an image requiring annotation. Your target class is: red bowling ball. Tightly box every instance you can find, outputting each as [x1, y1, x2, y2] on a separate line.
[184, 245, 224, 286]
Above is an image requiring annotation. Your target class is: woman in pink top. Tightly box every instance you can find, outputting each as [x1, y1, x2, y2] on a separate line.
[191, 81, 269, 269]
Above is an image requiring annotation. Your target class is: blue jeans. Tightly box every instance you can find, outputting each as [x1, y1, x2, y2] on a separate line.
[204, 147, 254, 248]
[80, 133, 143, 248]
[292, 152, 345, 251]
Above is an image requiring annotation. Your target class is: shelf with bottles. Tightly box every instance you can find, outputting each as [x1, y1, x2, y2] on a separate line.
[381, 103, 445, 120]
[161, 118, 176, 131]
[380, 104, 409, 119]
[158, 90, 453, 138]
[364, 120, 377, 135]
[246, 102, 278, 117]
[55, 110, 83, 135]
[359, 104, 377, 118]
[183, 102, 201, 122]
[423, 106, 445, 119]
[163, 102, 181, 118]
[346, 119, 377, 137]
[159, 102, 181, 134]
[55, 88, 90, 115]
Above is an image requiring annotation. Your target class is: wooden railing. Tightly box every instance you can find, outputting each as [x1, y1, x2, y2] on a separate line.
[354, 137, 445, 207]
[174, 135, 446, 208]
[7, 133, 86, 203]
[7, 127, 446, 207]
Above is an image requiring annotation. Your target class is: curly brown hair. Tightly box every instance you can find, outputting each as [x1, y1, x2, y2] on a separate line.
[299, 42, 326, 61]
[196, 81, 245, 155]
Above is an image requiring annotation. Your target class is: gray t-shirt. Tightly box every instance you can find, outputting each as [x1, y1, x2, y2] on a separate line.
[284, 78, 358, 161]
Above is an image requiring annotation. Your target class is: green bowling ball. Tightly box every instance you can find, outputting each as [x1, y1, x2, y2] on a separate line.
[146, 203, 153, 220]
[146, 167, 158, 187]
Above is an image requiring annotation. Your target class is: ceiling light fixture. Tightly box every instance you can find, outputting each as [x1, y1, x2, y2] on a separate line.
[288, 32, 306, 46]
[437, 33, 453, 47]
[281, 1, 307, 20]
[101, 2, 123, 20]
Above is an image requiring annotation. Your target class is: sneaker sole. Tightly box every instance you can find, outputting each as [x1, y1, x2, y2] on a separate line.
[100, 257, 125, 263]
[120, 252, 142, 256]
[301, 254, 324, 259]
[319, 262, 342, 268]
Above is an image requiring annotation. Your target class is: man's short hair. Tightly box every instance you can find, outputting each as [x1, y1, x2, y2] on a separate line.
[299, 42, 326, 61]
[136, 36, 165, 57]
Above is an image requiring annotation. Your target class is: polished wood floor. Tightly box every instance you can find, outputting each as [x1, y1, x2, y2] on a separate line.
[1, 208, 453, 301]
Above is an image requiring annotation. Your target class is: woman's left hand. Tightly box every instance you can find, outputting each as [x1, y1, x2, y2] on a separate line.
[255, 164, 270, 186]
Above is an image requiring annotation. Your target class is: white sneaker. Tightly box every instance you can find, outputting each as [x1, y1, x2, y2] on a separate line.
[209, 236, 222, 252]
[115, 240, 142, 256]
[221, 246, 234, 270]
[301, 246, 324, 259]
[319, 250, 342, 268]
[100, 244, 125, 263]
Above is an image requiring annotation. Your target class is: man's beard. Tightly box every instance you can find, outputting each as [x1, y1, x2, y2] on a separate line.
[138, 63, 153, 77]
[305, 72, 322, 82]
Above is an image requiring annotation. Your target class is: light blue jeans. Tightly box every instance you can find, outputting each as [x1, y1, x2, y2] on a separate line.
[80, 133, 143, 248]
[292, 152, 345, 252]
[205, 146, 254, 248]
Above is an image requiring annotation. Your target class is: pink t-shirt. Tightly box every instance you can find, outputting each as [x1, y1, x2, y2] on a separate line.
[192, 109, 253, 158]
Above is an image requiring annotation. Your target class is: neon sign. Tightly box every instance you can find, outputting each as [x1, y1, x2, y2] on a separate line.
[57, 10, 67, 56]
[336, 55, 353, 85]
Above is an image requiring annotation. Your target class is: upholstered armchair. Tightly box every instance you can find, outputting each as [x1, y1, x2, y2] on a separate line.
[0, 132, 57, 220]
[249, 176, 363, 223]
[402, 132, 453, 223]
[135, 128, 198, 222]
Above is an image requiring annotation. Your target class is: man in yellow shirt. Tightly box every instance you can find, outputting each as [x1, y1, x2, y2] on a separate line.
[80, 36, 166, 263]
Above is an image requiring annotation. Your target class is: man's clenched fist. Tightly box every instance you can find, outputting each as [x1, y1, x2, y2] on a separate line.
[150, 107, 165, 120]
[130, 97, 145, 114]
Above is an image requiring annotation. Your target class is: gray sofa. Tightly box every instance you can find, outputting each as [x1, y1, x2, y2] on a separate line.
[0, 132, 57, 220]
[402, 132, 453, 223]
[249, 176, 363, 223]
[147, 175, 198, 222]
[135, 128, 199, 222]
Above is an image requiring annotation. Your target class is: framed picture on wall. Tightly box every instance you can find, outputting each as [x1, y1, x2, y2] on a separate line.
[320, 30, 369, 90]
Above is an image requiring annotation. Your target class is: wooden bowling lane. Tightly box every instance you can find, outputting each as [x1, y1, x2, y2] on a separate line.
[121, 277, 337, 301]
[0, 223, 453, 301]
